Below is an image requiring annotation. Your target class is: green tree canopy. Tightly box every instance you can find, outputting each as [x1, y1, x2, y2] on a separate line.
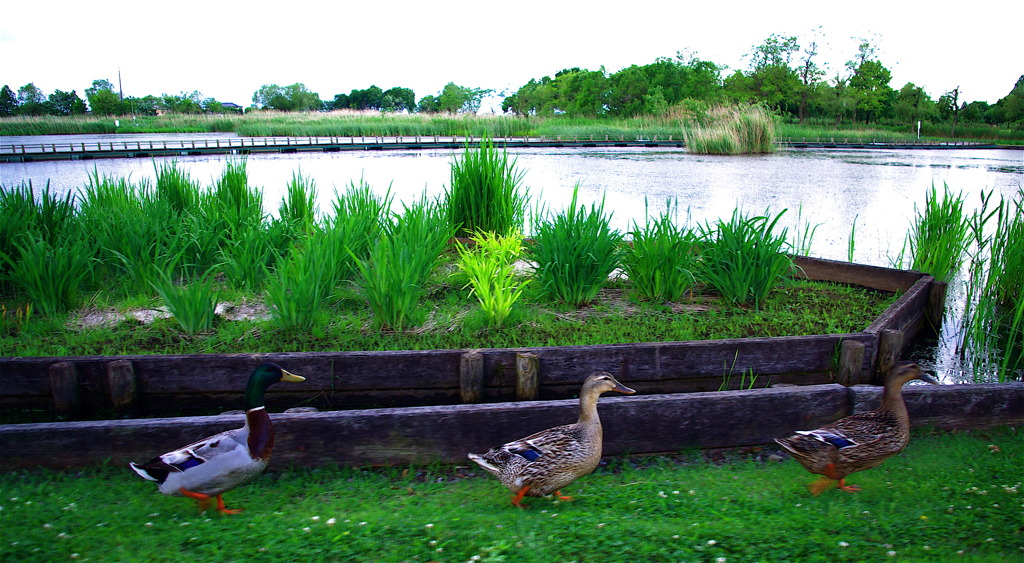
[0, 85, 17, 116]
[86, 79, 125, 115]
[252, 83, 322, 111]
[46, 89, 87, 116]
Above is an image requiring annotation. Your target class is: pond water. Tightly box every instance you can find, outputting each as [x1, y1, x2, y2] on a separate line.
[1, 137, 1022, 382]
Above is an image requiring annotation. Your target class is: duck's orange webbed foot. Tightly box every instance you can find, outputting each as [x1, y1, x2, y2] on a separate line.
[837, 479, 861, 493]
[511, 485, 530, 509]
[553, 490, 574, 502]
[179, 488, 241, 514]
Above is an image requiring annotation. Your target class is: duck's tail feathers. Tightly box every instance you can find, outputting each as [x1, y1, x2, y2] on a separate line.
[130, 462, 159, 482]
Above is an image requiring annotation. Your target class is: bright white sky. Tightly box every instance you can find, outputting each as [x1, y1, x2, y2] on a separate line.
[2, 1, 1020, 111]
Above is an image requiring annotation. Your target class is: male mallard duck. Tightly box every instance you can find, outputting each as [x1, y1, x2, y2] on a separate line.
[130, 363, 304, 514]
[468, 372, 635, 508]
[774, 361, 938, 496]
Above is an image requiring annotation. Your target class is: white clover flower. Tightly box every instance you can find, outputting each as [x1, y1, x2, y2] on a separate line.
[326, 518, 336, 525]
[838, 541, 849, 547]
[311, 516, 320, 521]
[145, 522, 153, 527]
[303, 527, 311, 533]
[707, 539, 717, 546]
[887, 550, 896, 556]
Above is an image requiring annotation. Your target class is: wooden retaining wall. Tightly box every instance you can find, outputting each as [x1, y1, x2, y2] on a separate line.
[2, 383, 1020, 470]
[0, 257, 944, 417]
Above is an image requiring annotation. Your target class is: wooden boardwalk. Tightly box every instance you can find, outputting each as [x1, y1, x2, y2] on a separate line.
[0, 135, 999, 163]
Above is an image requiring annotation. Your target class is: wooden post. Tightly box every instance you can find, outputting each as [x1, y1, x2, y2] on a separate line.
[516, 352, 539, 401]
[926, 280, 948, 336]
[49, 362, 80, 416]
[836, 340, 866, 386]
[107, 360, 138, 414]
[876, 329, 905, 384]
[459, 351, 483, 403]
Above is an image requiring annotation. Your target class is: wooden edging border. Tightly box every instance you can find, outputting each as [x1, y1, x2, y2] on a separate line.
[2, 382, 1020, 470]
[0, 256, 945, 416]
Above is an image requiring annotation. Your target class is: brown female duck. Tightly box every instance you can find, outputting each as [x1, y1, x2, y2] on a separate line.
[775, 361, 938, 496]
[468, 372, 635, 507]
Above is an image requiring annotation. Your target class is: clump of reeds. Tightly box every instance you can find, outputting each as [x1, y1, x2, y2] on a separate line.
[350, 195, 452, 330]
[456, 230, 530, 329]
[621, 198, 697, 302]
[697, 208, 791, 309]
[906, 182, 970, 282]
[684, 105, 776, 155]
[445, 137, 529, 237]
[151, 267, 220, 334]
[529, 184, 625, 306]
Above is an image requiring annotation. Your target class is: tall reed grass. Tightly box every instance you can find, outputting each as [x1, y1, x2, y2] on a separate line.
[530, 185, 625, 306]
[698, 209, 791, 308]
[685, 105, 776, 155]
[621, 199, 697, 302]
[151, 268, 220, 334]
[3, 234, 92, 315]
[351, 195, 452, 330]
[906, 183, 970, 282]
[445, 138, 529, 237]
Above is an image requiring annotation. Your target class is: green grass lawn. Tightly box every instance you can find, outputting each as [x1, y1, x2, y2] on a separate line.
[1, 427, 1019, 562]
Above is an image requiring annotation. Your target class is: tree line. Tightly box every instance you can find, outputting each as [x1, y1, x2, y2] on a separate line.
[0, 79, 491, 118]
[2, 35, 1022, 131]
[501, 37, 1023, 130]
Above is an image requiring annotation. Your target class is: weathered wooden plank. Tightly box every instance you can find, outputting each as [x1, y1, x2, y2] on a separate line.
[791, 256, 923, 292]
[849, 382, 1024, 429]
[0, 385, 848, 469]
[3, 384, 1018, 470]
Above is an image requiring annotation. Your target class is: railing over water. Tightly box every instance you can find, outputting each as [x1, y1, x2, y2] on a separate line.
[0, 135, 996, 158]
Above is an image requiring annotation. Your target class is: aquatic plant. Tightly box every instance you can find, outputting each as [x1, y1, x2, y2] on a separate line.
[445, 137, 529, 237]
[697, 208, 791, 309]
[530, 184, 625, 306]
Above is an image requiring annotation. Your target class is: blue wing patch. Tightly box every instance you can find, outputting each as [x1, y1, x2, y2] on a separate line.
[823, 435, 857, 449]
[512, 447, 542, 461]
[173, 457, 204, 471]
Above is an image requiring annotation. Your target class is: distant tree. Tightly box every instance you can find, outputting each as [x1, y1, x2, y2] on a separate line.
[795, 34, 826, 122]
[608, 65, 649, 116]
[435, 83, 490, 113]
[848, 59, 893, 124]
[252, 83, 322, 111]
[417, 94, 440, 113]
[329, 92, 351, 110]
[382, 87, 415, 112]
[893, 83, 935, 125]
[86, 79, 125, 115]
[161, 91, 205, 114]
[131, 95, 160, 116]
[0, 85, 17, 116]
[959, 101, 989, 124]
[45, 89, 87, 115]
[939, 87, 961, 136]
[987, 75, 1024, 127]
[16, 83, 47, 115]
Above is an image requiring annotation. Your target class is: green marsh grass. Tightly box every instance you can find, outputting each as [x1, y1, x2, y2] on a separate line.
[621, 199, 697, 302]
[455, 230, 531, 329]
[0, 427, 1018, 562]
[697, 209, 792, 309]
[530, 185, 625, 306]
[906, 182, 970, 282]
[351, 195, 452, 330]
[278, 169, 319, 234]
[264, 241, 334, 331]
[153, 160, 200, 215]
[151, 268, 220, 334]
[685, 105, 776, 155]
[445, 137, 529, 237]
[3, 234, 93, 316]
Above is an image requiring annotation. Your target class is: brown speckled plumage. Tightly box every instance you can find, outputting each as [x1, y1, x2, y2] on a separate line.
[468, 372, 635, 506]
[775, 361, 938, 495]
